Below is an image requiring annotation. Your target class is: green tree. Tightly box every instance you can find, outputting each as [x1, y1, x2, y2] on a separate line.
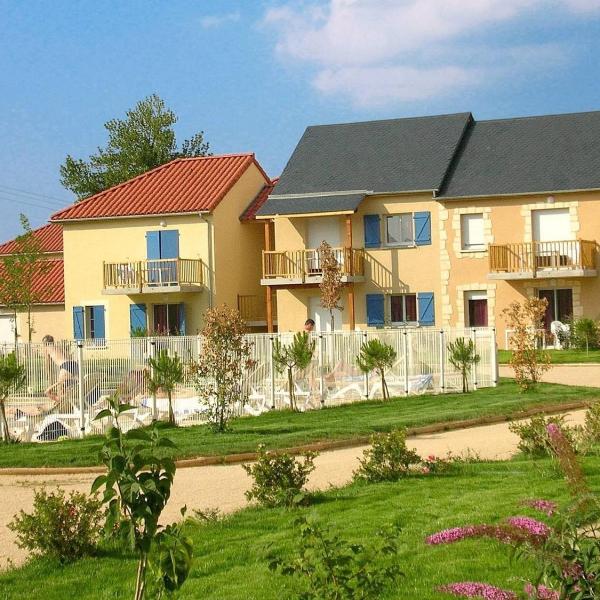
[447, 337, 480, 393]
[60, 94, 211, 199]
[272, 332, 315, 412]
[0, 215, 51, 343]
[0, 352, 26, 443]
[356, 339, 397, 400]
[146, 350, 184, 426]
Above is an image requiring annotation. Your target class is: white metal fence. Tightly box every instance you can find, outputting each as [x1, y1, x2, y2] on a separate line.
[1, 328, 497, 443]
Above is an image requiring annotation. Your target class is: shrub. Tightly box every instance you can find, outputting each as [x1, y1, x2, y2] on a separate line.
[269, 516, 403, 600]
[571, 317, 600, 351]
[0, 352, 26, 443]
[508, 415, 583, 457]
[8, 488, 103, 562]
[272, 332, 315, 412]
[356, 339, 397, 400]
[243, 445, 317, 507]
[354, 429, 420, 482]
[447, 337, 480, 393]
[146, 349, 184, 426]
[584, 402, 600, 443]
[502, 298, 551, 391]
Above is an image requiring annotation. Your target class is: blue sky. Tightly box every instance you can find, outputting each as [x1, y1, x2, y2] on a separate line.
[1, 0, 600, 241]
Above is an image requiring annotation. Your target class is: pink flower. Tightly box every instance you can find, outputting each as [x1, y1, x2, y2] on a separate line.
[426, 522, 547, 547]
[437, 582, 516, 599]
[520, 499, 557, 517]
[422, 466, 431, 474]
[506, 516, 551, 538]
[524, 583, 559, 599]
[546, 423, 560, 437]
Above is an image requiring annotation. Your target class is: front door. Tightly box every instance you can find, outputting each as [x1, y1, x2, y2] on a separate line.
[309, 296, 341, 332]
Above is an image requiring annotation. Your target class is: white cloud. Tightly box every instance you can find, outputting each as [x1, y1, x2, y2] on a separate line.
[264, 0, 599, 107]
[200, 11, 240, 29]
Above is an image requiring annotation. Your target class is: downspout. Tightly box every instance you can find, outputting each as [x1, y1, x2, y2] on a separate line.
[199, 214, 215, 308]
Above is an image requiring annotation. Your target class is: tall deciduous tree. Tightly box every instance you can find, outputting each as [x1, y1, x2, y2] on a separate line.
[60, 94, 211, 200]
[0, 215, 51, 343]
[318, 241, 343, 331]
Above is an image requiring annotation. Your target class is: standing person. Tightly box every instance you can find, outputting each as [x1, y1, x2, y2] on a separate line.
[304, 319, 315, 333]
[41, 335, 78, 404]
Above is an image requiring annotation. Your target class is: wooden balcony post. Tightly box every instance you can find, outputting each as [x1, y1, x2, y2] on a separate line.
[348, 283, 356, 331]
[345, 215, 353, 275]
[266, 286, 274, 333]
[264, 219, 272, 251]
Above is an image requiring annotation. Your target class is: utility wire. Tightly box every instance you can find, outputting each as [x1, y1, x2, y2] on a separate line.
[0, 184, 67, 205]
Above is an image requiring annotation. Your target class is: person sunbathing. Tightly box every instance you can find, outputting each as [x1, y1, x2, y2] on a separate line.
[41, 335, 79, 406]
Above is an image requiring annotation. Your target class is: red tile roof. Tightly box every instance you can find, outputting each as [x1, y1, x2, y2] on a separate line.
[240, 178, 279, 222]
[0, 223, 63, 255]
[52, 154, 269, 222]
[0, 259, 64, 304]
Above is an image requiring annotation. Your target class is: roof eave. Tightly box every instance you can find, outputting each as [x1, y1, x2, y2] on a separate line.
[52, 210, 212, 224]
[439, 186, 600, 201]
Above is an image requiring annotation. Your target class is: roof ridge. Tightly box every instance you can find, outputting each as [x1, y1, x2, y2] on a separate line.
[52, 153, 256, 221]
[307, 112, 472, 130]
[477, 109, 600, 125]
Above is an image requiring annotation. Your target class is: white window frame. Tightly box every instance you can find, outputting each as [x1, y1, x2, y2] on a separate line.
[460, 213, 485, 251]
[390, 294, 418, 325]
[385, 214, 414, 247]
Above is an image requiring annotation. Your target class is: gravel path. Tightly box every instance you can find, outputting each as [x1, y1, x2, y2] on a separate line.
[0, 408, 587, 571]
[499, 363, 600, 387]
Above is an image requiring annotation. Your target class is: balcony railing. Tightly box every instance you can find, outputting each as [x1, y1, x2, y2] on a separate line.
[103, 258, 204, 292]
[237, 294, 276, 324]
[262, 247, 365, 281]
[489, 240, 597, 278]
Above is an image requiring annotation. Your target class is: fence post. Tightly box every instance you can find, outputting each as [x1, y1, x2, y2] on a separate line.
[490, 328, 498, 387]
[149, 340, 157, 421]
[471, 328, 478, 391]
[77, 341, 85, 437]
[269, 334, 276, 409]
[319, 333, 325, 407]
[439, 329, 446, 394]
[403, 330, 409, 397]
[362, 330, 369, 399]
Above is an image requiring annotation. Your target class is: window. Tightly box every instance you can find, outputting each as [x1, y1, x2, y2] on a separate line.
[73, 305, 105, 340]
[385, 214, 414, 246]
[390, 294, 417, 323]
[460, 213, 485, 250]
[538, 289, 573, 330]
[152, 303, 185, 336]
[465, 291, 488, 327]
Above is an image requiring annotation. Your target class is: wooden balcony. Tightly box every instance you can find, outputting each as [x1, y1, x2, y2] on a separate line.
[488, 240, 597, 280]
[237, 294, 277, 326]
[261, 247, 365, 286]
[103, 258, 205, 294]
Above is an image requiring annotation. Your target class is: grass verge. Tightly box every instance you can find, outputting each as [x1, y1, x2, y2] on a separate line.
[498, 348, 600, 364]
[1, 453, 599, 599]
[0, 380, 598, 469]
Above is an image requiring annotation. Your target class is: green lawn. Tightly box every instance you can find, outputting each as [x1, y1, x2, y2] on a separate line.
[499, 348, 600, 364]
[2, 453, 599, 599]
[1, 380, 598, 468]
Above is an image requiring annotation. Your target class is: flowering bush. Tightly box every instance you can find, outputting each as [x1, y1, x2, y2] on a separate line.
[437, 582, 517, 599]
[8, 488, 103, 562]
[584, 401, 600, 443]
[243, 445, 317, 508]
[508, 415, 584, 457]
[354, 429, 420, 482]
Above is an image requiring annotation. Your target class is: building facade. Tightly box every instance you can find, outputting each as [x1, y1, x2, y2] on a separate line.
[257, 111, 600, 346]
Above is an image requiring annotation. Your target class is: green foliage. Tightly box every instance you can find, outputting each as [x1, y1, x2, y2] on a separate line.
[354, 429, 420, 483]
[356, 339, 397, 400]
[273, 332, 316, 411]
[0, 214, 51, 343]
[243, 445, 317, 508]
[146, 350, 184, 426]
[447, 337, 480, 393]
[0, 351, 26, 443]
[60, 94, 211, 199]
[269, 516, 403, 600]
[584, 402, 600, 443]
[570, 317, 600, 352]
[92, 396, 192, 600]
[508, 414, 583, 457]
[8, 488, 103, 562]
[130, 327, 148, 338]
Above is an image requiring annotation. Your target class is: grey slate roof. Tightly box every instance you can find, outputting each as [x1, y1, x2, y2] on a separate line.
[256, 193, 365, 216]
[256, 112, 471, 217]
[439, 111, 600, 198]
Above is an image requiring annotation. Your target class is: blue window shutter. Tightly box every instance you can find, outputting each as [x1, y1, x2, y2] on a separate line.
[72, 306, 84, 340]
[159, 230, 179, 259]
[414, 211, 431, 246]
[178, 303, 186, 335]
[92, 305, 106, 339]
[363, 215, 381, 248]
[146, 231, 161, 260]
[130, 304, 147, 334]
[417, 292, 435, 326]
[366, 294, 385, 327]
